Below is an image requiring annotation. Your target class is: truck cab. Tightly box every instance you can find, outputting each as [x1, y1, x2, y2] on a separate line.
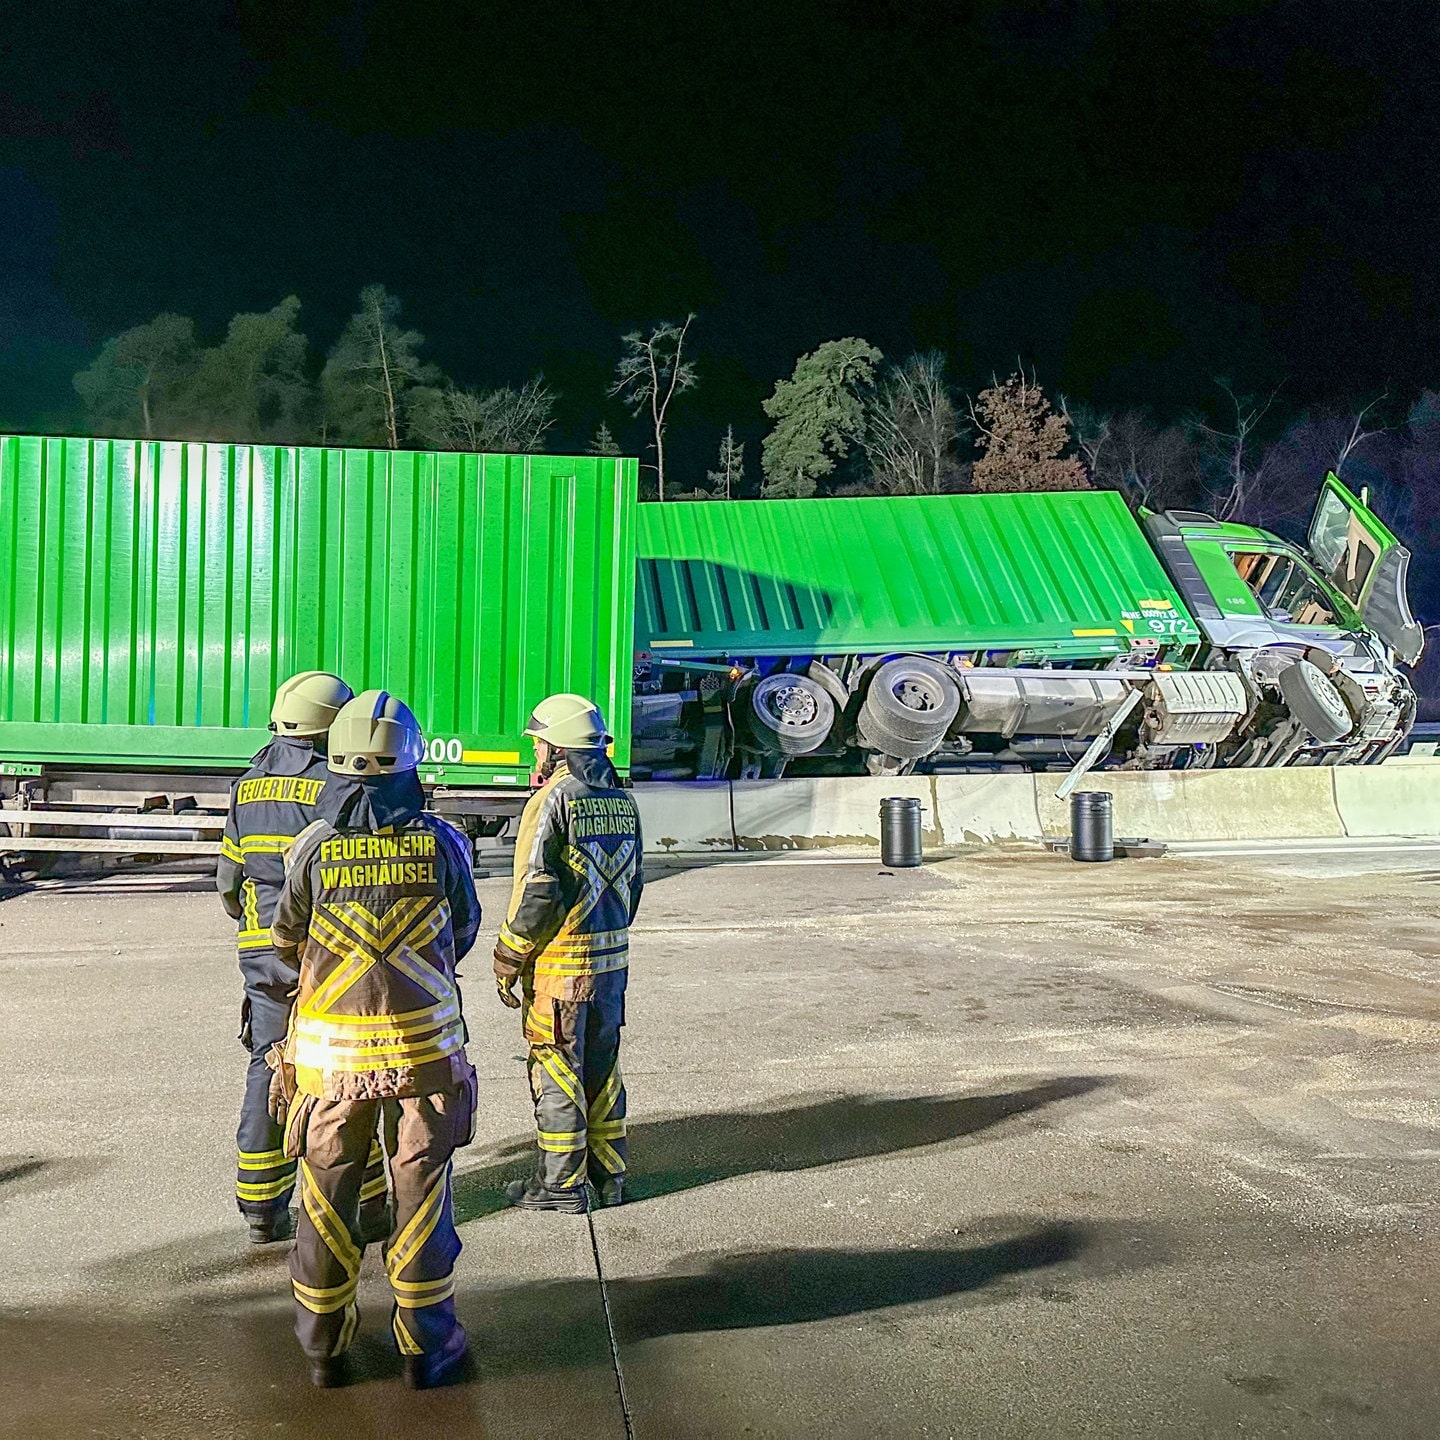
[1144, 474, 1420, 764]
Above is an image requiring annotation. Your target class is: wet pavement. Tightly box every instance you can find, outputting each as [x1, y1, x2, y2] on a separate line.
[1, 844, 1438, 1437]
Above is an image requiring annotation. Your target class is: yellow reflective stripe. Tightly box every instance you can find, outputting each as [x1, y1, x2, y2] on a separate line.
[292, 1277, 360, 1315]
[302, 927, 376, 1014]
[589, 1067, 624, 1123]
[545, 929, 630, 953]
[367, 1139, 384, 1164]
[537, 1129, 587, 1152]
[387, 1166, 449, 1276]
[386, 942, 454, 1003]
[589, 1120, 625, 1140]
[237, 1174, 295, 1201]
[498, 921, 536, 955]
[300, 1160, 361, 1279]
[292, 1022, 466, 1071]
[238, 931, 274, 950]
[393, 1278, 456, 1309]
[239, 834, 295, 855]
[534, 952, 629, 976]
[295, 1001, 457, 1041]
[534, 1049, 583, 1107]
[334, 1302, 360, 1356]
[220, 836, 243, 862]
[390, 1271, 455, 1297]
[393, 1312, 425, 1356]
[360, 1173, 390, 1204]
[237, 1148, 290, 1170]
[589, 1137, 626, 1176]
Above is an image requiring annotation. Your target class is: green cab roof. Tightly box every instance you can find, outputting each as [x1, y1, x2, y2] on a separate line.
[636, 490, 1201, 658]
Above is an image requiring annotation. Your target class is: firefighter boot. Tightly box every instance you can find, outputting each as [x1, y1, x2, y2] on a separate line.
[504, 1177, 588, 1215]
[248, 1208, 296, 1245]
[402, 1323, 471, 1390]
[590, 1176, 624, 1208]
[309, 1354, 350, 1389]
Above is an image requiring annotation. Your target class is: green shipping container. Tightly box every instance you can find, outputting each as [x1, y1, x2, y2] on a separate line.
[636, 489, 1201, 661]
[0, 436, 637, 788]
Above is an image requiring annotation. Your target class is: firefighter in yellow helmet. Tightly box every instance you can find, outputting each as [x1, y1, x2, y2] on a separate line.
[270, 690, 481, 1389]
[494, 694, 643, 1213]
[216, 670, 394, 1246]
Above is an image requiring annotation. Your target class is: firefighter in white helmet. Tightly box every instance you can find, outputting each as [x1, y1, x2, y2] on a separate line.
[217, 671, 392, 1246]
[270, 690, 480, 1389]
[494, 694, 643, 1212]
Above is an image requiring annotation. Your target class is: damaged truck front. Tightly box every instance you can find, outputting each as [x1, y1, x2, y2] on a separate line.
[632, 477, 1419, 780]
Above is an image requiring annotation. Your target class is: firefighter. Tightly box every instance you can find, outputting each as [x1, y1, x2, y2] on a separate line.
[494, 694, 643, 1213]
[269, 690, 480, 1390]
[217, 671, 384, 1245]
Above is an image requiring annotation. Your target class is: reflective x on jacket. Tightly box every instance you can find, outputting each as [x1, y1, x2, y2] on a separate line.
[271, 811, 481, 1100]
[216, 737, 329, 952]
[496, 752, 643, 1002]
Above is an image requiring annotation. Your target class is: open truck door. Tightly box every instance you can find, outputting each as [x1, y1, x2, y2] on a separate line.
[1307, 473, 1424, 665]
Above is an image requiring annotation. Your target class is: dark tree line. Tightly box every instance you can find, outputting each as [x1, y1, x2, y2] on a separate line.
[72, 287, 555, 454]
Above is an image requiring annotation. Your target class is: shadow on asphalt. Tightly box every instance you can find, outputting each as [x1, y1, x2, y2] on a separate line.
[453, 1078, 1106, 1222]
[0, 1218, 1150, 1436]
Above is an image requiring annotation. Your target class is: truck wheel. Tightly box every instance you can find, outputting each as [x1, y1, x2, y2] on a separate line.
[744, 674, 836, 756]
[1278, 660, 1354, 744]
[861, 657, 961, 747]
[855, 709, 943, 761]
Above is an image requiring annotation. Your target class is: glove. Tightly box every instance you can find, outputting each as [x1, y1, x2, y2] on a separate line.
[265, 1042, 297, 1125]
[493, 938, 525, 1009]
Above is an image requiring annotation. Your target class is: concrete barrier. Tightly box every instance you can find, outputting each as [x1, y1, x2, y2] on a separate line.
[1034, 768, 1346, 841]
[633, 782, 736, 854]
[932, 774, 1043, 842]
[1334, 766, 1440, 837]
[731, 776, 936, 851]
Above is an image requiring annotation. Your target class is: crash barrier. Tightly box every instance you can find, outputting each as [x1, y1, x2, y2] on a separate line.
[633, 765, 1440, 854]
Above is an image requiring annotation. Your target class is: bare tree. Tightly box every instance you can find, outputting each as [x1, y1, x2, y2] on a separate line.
[1332, 393, 1387, 477]
[1058, 397, 1112, 485]
[1106, 411, 1204, 510]
[610, 315, 697, 500]
[407, 377, 556, 453]
[864, 352, 964, 494]
[1190, 381, 1283, 521]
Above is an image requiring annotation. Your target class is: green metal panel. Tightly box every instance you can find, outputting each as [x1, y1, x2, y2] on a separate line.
[636, 491, 1201, 660]
[0, 436, 637, 784]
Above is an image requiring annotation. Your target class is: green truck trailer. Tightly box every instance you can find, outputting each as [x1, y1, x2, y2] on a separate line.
[633, 480, 1420, 781]
[0, 433, 1422, 857]
[0, 436, 635, 854]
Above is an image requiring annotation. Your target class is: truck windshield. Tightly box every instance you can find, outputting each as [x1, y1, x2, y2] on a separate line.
[1230, 550, 1340, 626]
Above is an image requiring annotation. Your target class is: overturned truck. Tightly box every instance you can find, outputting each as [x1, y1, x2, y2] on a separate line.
[632, 478, 1420, 782]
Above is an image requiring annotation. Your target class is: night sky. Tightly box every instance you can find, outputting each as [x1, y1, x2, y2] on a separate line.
[3, 0, 1438, 476]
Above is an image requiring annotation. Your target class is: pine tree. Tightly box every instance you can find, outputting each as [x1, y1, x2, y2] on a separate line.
[588, 422, 622, 457]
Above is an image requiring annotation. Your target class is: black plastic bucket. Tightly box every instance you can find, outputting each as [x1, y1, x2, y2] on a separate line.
[880, 796, 924, 868]
[1070, 791, 1114, 863]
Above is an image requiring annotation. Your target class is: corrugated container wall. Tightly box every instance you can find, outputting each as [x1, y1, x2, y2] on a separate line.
[0, 437, 637, 784]
[636, 490, 1201, 660]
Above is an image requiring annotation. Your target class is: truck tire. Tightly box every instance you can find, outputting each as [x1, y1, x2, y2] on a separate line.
[855, 710, 942, 761]
[860, 657, 961, 747]
[1278, 659, 1354, 744]
[744, 674, 836, 757]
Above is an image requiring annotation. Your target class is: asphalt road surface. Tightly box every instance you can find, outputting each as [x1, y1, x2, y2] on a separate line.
[1, 842, 1437, 1438]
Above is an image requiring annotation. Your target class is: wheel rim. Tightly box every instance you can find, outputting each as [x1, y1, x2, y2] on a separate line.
[759, 681, 821, 730]
[892, 677, 940, 713]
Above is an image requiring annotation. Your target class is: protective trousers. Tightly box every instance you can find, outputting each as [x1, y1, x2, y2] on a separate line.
[287, 1088, 471, 1361]
[523, 981, 627, 1193]
[236, 955, 388, 1226]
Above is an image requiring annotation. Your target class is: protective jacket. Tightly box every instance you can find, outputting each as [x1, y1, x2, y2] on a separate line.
[271, 775, 481, 1101]
[217, 737, 329, 952]
[495, 751, 643, 1002]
